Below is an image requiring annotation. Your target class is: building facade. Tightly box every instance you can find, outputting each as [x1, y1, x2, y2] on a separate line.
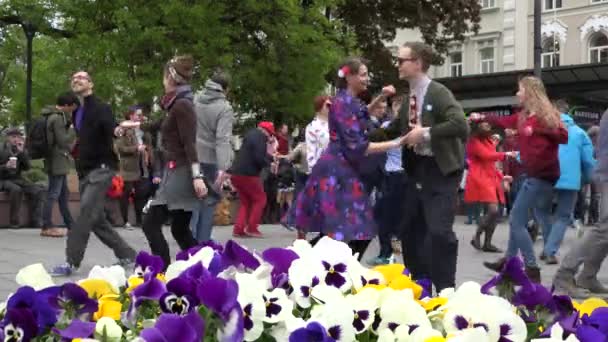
[390, 0, 608, 78]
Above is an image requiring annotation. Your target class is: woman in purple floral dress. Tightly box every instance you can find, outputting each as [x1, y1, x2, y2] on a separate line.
[285, 57, 406, 257]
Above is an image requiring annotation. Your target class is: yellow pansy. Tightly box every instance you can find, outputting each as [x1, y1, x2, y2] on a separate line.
[374, 264, 406, 283]
[94, 294, 122, 321]
[126, 274, 166, 293]
[79, 279, 116, 299]
[573, 297, 608, 317]
[373, 264, 424, 298]
[389, 274, 423, 298]
[419, 297, 448, 312]
[126, 276, 145, 293]
[425, 337, 447, 342]
[78, 279, 122, 321]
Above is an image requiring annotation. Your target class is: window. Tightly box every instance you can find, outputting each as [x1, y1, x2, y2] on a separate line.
[479, 47, 495, 74]
[590, 33, 608, 64]
[541, 38, 560, 67]
[480, 0, 496, 8]
[544, 0, 562, 10]
[592, 0, 608, 3]
[449, 52, 463, 77]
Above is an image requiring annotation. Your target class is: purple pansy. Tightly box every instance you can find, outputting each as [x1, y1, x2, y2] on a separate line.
[576, 324, 608, 342]
[131, 273, 166, 306]
[289, 322, 335, 342]
[159, 277, 199, 315]
[127, 273, 167, 323]
[262, 248, 299, 289]
[0, 308, 38, 342]
[134, 251, 165, 277]
[6, 286, 58, 330]
[140, 313, 204, 342]
[481, 257, 533, 294]
[581, 307, 608, 337]
[52, 319, 96, 341]
[196, 277, 244, 342]
[176, 241, 223, 262]
[416, 279, 432, 299]
[216, 240, 261, 274]
[45, 283, 98, 319]
[321, 261, 348, 289]
[511, 283, 553, 311]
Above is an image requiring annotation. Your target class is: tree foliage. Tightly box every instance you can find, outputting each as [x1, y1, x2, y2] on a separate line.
[0, 0, 480, 127]
[334, 0, 482, 91]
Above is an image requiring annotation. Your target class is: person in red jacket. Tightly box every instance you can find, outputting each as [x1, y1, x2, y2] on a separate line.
[470, 76, 568, 283]
[464, 121, 517, 253]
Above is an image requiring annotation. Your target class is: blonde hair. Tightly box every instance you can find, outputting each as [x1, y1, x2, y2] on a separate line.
[518, 76, 561, 128]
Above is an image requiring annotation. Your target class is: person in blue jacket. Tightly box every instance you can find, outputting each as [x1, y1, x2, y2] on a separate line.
[540, 101, 596, 265]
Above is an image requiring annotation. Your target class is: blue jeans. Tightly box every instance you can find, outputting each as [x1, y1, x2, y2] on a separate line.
[43, 174, 74, 229]
[543, 189, 578, 257]
[375, 171, 406, 258]
[506, 177, 554, 267]
[190, 163, 220, 242]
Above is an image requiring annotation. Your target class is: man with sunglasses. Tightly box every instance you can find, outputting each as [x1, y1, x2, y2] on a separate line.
[371, 42, 469, 292]
[51, 71, 136, 276]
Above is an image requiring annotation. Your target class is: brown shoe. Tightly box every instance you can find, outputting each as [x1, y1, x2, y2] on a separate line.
[40, 228, 67, 238]
[544, 255, 559, 265]
[525, 266, 541, 284]
[483, 257, 506, 273]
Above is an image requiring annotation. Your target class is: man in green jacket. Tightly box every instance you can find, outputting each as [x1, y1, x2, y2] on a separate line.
[41, 92, 78, 237]
[372, 42, 469, 291]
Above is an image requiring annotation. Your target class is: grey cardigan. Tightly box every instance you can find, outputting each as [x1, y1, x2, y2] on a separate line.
[194, 79, 235, 171]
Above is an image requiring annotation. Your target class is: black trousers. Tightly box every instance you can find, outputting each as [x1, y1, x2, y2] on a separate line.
[375, 171, 407, 258]
[142, 205, 197, 269]
[119, 179, 152, 225]
[400, 157, 461, 292]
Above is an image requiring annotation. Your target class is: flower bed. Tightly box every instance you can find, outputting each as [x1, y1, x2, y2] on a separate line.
[1, 237, 607, 341]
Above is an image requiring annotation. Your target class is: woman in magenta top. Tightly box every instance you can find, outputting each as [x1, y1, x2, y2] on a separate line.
[472, 76, 568, 282]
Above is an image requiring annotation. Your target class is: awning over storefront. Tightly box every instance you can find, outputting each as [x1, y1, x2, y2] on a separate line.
[436, 63, 608, 106]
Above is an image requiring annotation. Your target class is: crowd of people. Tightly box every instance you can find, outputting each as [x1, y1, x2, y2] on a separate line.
[1, 41, 606, 297]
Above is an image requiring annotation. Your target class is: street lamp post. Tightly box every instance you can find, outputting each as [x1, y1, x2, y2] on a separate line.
[21, 21, 36, 129]
[533, 0, 542, 78]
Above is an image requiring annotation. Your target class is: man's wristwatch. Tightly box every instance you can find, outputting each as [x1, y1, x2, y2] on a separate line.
[193, 174, 205, 180]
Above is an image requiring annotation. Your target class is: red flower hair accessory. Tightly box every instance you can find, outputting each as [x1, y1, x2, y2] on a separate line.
[337, 66, 350, 78]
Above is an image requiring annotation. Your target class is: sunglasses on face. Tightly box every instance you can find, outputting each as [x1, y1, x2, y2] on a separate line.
[397, 57, 417, 66]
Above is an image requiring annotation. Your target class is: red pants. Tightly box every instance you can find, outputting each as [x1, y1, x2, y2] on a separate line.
[231, 175, 267, 234]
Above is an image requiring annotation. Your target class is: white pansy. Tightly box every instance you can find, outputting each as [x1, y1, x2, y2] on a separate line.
[447, 327, 491, 341]
[235, 273, 266, 341]
[262, 288, 293, 324]
[288, 239, 313, 258]
[348, 259, 385, 290]
[269, 314, 306, 341]
[86, 265, 127, 293]
[288, 258, 324, 308]
[310, 296, 356, 342]
[408, 325, 444, 342]
[311, 236, 357, 292]
[166, 246, 216, 281]
[95, 317, 123, 342]
[346, 288, 380, 334]
[491, 309, 528, 342]
[531, 323, 581, 342]
[377, 289, 431, 338]
[15, 263, 54, 290]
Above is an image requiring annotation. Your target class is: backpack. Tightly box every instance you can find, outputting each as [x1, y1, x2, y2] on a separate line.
[26, 116, 50, 159]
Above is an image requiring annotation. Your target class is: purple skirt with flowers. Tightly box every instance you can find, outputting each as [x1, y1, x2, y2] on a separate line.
[282, 145, 377, 241]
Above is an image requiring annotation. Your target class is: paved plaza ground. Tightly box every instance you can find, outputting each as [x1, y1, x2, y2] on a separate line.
[0, 216, 606, 298]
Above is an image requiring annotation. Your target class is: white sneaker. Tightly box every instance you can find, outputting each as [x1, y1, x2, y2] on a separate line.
[574, 219, 584, 238]
[124, 223, 134, 230]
